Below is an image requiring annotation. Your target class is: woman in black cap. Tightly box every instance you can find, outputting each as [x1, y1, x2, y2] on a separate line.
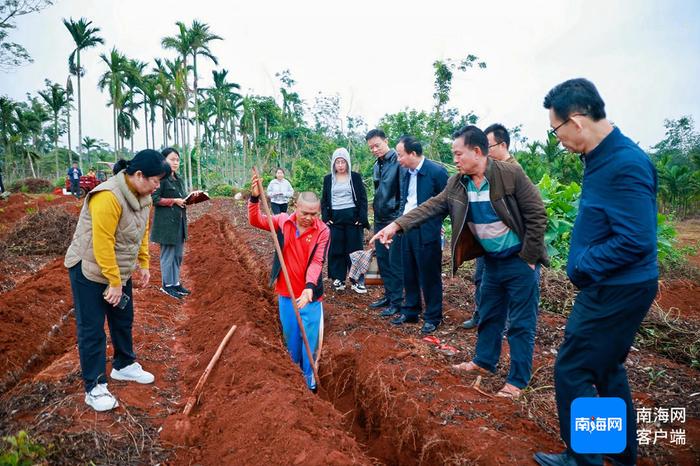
[151, 147, 190, 299]
[64, 149, 171, 412]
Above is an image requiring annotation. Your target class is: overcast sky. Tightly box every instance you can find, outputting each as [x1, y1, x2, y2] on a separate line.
[2, 0, 699, 151]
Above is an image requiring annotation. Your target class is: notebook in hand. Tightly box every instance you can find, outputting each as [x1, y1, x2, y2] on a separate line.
[184, 190, 210, 205]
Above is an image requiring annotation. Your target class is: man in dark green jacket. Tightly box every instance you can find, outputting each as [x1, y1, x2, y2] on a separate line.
[372, 125, 548, 398]
[151, 148, 189, 299]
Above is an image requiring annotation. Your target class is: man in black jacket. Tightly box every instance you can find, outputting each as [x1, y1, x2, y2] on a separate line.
[366, 129, 404, 316]
[391, 136, 448, 334]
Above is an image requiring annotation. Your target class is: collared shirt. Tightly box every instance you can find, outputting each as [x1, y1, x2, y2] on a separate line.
[402, 156, 425, 215]
[464, 176, 521, 258]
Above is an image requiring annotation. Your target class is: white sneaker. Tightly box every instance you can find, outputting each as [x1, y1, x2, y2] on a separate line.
[351, 282, 367, 294]
[110, 362, 155, 384]
[332, 279, 346, 291]
[85, 383, 119, 411]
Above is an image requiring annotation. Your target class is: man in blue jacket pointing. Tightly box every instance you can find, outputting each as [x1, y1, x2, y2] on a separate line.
[534, 79, 658, 466]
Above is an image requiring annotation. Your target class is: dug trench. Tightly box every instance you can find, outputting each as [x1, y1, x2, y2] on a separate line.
[163, 207, 563, 465]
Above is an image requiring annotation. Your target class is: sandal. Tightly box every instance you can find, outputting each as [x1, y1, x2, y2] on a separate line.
[496, 383, 522, 399]
[452, 361, 489, 375]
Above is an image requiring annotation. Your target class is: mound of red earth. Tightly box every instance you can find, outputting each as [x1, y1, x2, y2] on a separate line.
[0, 259, 75, 393]
[0, 193, 80, 237]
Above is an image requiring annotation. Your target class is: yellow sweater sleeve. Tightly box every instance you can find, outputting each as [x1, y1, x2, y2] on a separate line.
[89, 191, 122, 287]
[138, 217, 150, 270]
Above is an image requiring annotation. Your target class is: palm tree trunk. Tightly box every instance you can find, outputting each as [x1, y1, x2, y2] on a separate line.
[112, 106, 118, 161]
[130, 112, 135, 155]
[76, 50, 83, 172]
[54, 115, 59, 179]
[66, 106, 73, 164]
[161, 105, 167, 147]
[193, 54, 202, 188]
[151, 106, 156, 150]
[144, 103, 149, 149]
[28, 153, 36, 178]
[182, 116, 190, 190]
[185, 113, 192, 189]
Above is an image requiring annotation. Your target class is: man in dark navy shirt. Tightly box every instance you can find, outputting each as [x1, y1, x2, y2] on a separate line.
[534, 79, 658, 466]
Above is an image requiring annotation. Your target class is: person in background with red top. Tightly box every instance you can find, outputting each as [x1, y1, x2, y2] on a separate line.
[248, 173, 330, 392]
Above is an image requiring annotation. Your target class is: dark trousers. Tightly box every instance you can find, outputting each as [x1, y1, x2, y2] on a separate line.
[68, 262, 136, 392]
[401, 229, 443, 325]
[70, 179, 80, 197]
[555, 280, 657, 466]
[473, 255, 540, 388]
[328, 208, 363, 281]
[472, 256, 485, 322]
[271, 202, 288, 214]
[374, 221, 404, 307]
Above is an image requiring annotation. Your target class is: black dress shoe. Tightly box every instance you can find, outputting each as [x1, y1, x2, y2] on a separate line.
[461, 317, 478, 329]
[421, 322, 439, 334]
[369, 297, 390, 309]
[379, 306, 400, 317]
[533, 452, 578, 466]
[390, 314, 419, 325]
[174, 284, 191, 295]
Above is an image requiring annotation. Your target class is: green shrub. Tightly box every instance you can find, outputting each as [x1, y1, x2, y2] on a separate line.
[0, 431, 49, 466]
[291, 158, 325, 195]
[656, 213, 697, 271]
[537, 174, 581, 269]
[10, 178, 52, 194]
[209, 184, 234, 197]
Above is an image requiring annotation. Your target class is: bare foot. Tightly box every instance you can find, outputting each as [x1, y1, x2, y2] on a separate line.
[451, 361, 489, 375]
[496, 383, 522, 399]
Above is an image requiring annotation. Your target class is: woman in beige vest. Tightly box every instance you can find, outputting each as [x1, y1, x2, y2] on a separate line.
[65, 149, 170, 412]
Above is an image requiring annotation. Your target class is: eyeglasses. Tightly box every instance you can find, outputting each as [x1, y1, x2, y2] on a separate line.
[488, 142, 502, 149]
[548, 113, 587, 139]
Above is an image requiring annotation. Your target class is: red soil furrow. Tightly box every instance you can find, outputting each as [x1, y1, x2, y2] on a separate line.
[0, 258, 76, 394]
[161, 213, 371, 465]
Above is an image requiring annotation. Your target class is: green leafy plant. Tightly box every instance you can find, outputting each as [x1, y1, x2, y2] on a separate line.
[0, 431, 48, 466]
[537, 174, 581, 268]
[644, 367, 667, 388]
[209, 184, 234, 197]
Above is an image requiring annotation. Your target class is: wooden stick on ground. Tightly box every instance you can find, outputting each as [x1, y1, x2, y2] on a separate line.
[252, 167, 322, 390]
[183, 324, 237, 416]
